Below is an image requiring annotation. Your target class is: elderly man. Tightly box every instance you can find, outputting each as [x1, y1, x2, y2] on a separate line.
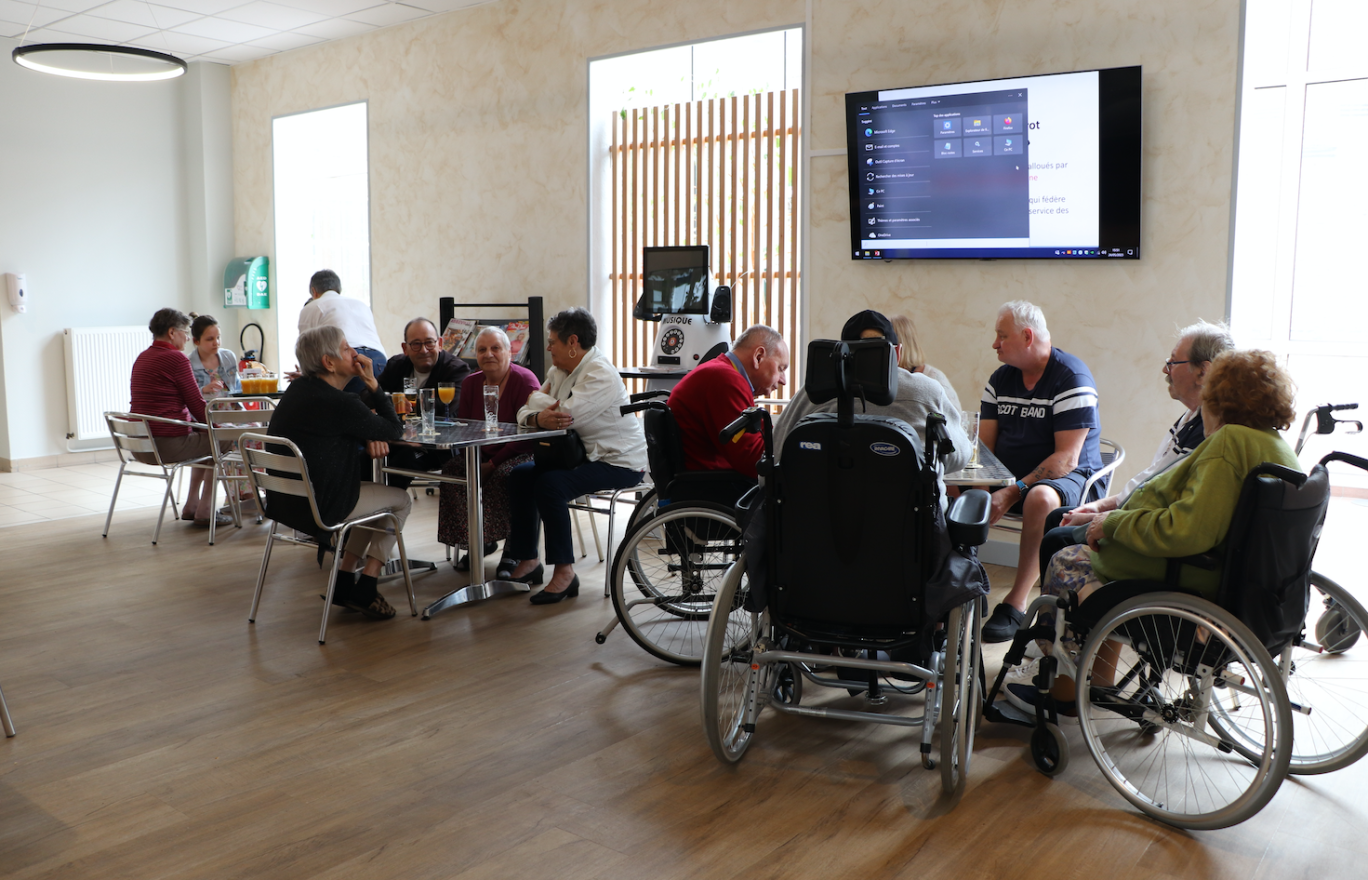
[980, 300, 1105, 642]
[373, 317, 473, 489]
[773, 309, 971, 496]
[667, 324, 789, 481]
[298, 270, 387, 394]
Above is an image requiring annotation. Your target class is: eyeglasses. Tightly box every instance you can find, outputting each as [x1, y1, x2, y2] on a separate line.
[1163, 359, 1190, 370]
[408, 338, 441, 350]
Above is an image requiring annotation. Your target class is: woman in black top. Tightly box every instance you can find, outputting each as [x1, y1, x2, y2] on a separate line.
[266, 325, 409, 619]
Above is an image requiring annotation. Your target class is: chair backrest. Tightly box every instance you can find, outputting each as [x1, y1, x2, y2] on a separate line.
[105, 412, 161, 465]
[641, 404, 685, 491]
[771, 412, 938, 635]
[1081, 437, 1126, 502]
[239, 432, 329, 531]
[1218, 462, 1331, 655]
[206, 399, 277, 457]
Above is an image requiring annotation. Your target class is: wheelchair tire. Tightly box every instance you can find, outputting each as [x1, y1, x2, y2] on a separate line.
[610, 502, 744, 666]
[939, 598, 981, 798]
[1210, 572, 1368, 775]
[1076, 592, 1291, 831]
[1030, 723, 1070, 777]
[700, 556, 763, 763]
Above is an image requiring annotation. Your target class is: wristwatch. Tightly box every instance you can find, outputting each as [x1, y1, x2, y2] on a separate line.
[1015, 479, 1029, 497]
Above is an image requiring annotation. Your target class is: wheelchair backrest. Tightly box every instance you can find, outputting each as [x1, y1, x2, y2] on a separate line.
[641, 405, 684, 491]
[641, 401, 755, 508]
[770, 412, 940, 634]
[1218, 462, 1331, 655]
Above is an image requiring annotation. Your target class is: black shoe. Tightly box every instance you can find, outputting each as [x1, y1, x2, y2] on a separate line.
[495, 557, 519, 579]
[982, 603, 1026, 643]
[530, 575, 579, 605]
[1004, 682, 1078, 718]
[454, 541, 500, 572]
[500, 563, 544, 585]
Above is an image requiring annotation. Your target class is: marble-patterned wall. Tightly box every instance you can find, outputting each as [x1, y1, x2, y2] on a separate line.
[232, 0, 1240, 487]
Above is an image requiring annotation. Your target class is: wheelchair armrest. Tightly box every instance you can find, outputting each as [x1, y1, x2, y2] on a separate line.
[947, 489, 991, 548]
[629, 389, 670, 403]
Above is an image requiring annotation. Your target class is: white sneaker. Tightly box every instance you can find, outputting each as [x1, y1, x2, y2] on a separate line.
[1003, 657, 1041, 688]
[1024, 640, 1045, 660]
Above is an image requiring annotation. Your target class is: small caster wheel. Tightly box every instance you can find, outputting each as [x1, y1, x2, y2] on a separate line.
[922, 753, 936, 770]
[1317, 604, 1361, 654]
[1030, 723, 1069, 776]
[426, 487, 436, 496]
[594, 633, 607, 644]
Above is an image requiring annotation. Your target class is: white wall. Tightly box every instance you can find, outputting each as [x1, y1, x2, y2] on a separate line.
[0, 46, 234, 466]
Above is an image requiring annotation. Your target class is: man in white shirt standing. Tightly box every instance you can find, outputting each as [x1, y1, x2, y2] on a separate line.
[298, 269, 388, 395]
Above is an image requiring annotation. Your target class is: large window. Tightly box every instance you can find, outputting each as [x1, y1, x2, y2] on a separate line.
[1230, 0, 1368, 481]
[589, 29, 803, 394]
[272, 102, 370, 372]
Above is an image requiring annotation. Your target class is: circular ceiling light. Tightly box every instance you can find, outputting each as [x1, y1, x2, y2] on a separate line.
[12, 43, 187, 82]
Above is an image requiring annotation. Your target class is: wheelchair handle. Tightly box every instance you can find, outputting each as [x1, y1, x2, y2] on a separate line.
[1249, 462, 1308, 488]
[629, 389, 670, 403]
[1318, 451, 1368, 474]
[719, 406, 767, 445]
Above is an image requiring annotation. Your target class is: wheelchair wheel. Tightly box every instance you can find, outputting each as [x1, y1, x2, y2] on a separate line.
[939, 598, 981, 797]
[1077, 592, 1292, 831]
[1211, 573, 1368, 775]
[610, 502, 743, 666]
[1030, 723, 1070, 777]
[700, 556, 763, 763]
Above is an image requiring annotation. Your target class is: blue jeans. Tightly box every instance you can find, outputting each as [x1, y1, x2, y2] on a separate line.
[505, 460, 644, 566]
[344, 347, 388, 395]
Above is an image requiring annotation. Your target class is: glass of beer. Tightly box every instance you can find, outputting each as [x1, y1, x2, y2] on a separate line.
[438, 382, 456, 418]
[402, 378, 419, 418]
[962, 410, 982, 468]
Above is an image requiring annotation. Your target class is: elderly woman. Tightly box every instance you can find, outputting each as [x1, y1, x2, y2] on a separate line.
[436, 326, 542, 571]
[130, 307, 225, 527]
[1005, 349, 1301, 713]
[188, 314, 239, 402]
[889, 313, 962, 413]
[502, 308, 648, 604]
[265, 326, 409, 620]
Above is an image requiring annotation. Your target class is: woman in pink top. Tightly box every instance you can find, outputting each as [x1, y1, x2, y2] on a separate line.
[129, 308, 225, 527]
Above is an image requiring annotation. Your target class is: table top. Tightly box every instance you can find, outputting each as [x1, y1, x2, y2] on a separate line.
[397, 419, 565, 449]
[944, 443, 1015, 487]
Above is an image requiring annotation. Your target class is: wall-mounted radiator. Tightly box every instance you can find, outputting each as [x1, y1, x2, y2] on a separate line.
[64, 326, 151, 442]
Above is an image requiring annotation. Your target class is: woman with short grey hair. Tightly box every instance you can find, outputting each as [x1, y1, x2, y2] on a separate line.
[265, 326, 409, 619]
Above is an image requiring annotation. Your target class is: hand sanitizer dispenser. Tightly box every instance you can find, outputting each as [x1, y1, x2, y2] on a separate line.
[4, 273, 27, 313]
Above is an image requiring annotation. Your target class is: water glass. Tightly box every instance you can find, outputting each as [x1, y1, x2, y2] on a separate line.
[420, 388, 437, 437]
[483, 385, 499, 431]
[962, 410, 982, 468]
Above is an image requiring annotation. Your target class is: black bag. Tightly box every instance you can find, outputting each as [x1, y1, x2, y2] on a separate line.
[534, 429, 587, 470]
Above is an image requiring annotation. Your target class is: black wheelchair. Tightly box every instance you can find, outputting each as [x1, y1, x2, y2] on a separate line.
[983, 444, 1362, 829]
[697, 338, 992, 799]
[595, 391, 756, 665]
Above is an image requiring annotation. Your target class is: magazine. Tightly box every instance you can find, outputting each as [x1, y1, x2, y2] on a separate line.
[504, 321, 531, 365]
[442, 318, 479, 354]
[457, 326, 484, 359]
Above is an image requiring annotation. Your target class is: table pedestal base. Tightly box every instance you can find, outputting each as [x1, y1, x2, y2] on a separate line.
[422, 578, 529, 619]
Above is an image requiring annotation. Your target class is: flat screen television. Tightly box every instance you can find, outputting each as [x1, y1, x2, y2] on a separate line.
[642, 246, 710, 315]
[845, 66, 1140, 260]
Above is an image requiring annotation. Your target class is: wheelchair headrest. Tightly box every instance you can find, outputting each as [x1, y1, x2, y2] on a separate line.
[804, 338, 897, 407]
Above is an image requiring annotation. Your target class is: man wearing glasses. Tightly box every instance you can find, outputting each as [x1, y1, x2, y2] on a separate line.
[376, 317, 472, 488]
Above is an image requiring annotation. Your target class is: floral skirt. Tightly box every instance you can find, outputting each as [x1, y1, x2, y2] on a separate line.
[436, 453, 534, 549]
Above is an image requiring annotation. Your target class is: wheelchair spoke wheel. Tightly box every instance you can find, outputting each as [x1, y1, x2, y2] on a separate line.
[1077, 592, 1291, 831]
[939, 598, 981, 798]
[610, 503, 744, 666]
[700, 557, 762, 763]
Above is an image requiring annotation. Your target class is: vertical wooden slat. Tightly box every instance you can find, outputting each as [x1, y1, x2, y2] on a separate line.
[727, 96, 738, 322]
[789, 89, 800, 358]
[707, 98, 715, 289]
[776, 91, 787, 345]
[611, 111, 620, 368]
[631, 108, 640, 370]
[739, 95, 750, 332]
[766, 90, 777, 332]
[751, 92, 762, 333]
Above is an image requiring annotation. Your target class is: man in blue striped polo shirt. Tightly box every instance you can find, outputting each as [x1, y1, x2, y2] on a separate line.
[979, 300, 1103, 642]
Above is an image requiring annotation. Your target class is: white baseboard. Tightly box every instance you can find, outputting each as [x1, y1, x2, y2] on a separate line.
[0, 449, 121, 473]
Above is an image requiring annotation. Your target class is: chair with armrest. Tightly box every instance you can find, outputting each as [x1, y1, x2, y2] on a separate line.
[239, 432, 417, 645]
[103, 412, 215, 545]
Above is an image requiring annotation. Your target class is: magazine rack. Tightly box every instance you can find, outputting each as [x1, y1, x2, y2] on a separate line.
[439, 296, 545, 381]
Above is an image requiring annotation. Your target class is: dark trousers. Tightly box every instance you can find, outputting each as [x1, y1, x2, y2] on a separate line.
[383, 446, 453, 490]
[343, 347, 388, 395]
[505, 460, 644, 566]
[1039, 506, 1088, 579]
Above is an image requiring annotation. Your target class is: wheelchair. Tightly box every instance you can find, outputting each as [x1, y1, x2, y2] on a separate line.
[595, 391, 756, 665]
[697, 338, 992, 799]
[984, 454, 1342, 829]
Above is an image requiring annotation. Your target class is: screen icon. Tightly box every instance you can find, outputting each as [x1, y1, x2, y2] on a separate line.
[865, 127, 873, 137]
[868, 202, 875, 209]
[866, 144, 873, 151]
[867, 158, 874, 166]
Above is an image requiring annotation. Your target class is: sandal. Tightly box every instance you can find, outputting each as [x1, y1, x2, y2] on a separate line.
[343, 593, 397, 620]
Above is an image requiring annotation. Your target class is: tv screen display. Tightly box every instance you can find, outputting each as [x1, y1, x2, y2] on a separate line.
[643, 246, 710, 315]
[845, 66, 1140, 260]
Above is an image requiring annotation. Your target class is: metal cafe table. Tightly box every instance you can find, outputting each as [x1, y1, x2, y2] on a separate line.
[944, 442, 1015, 488]
[379, 419, 565, 619]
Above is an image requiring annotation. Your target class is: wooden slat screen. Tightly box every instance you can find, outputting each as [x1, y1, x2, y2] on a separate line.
[609, 89, 802, 397]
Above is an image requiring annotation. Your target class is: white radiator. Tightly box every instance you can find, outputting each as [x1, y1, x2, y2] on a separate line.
[64, 326, 152, 442]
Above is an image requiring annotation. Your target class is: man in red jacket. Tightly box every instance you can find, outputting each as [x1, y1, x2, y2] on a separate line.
[667, 324, 789, 480]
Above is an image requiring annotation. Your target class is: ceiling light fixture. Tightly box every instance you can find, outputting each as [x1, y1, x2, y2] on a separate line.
[12, 43, 187, 82]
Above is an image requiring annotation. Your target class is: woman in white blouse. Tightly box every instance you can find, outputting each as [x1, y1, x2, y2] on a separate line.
[502, 308, 647, 604]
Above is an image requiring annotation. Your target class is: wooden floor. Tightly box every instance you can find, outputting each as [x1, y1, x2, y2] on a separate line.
[1, 494, 1367, 880]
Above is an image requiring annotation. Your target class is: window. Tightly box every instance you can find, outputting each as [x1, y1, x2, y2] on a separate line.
[271, 102, 370, 372]
[589, 29, 803, 395]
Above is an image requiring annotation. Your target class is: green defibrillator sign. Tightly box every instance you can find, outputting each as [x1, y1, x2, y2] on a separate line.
[224, 256, 270, 309]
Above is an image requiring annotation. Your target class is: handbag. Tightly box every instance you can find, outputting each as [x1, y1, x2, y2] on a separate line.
[534, 428, 587, 470]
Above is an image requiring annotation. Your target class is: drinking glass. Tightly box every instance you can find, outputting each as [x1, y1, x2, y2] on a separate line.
[420, 388, 437, 437]
[962, 410, 982, 468]
[403, 378, 419, 417]
[483, 385, 499, 432]
[438, 381, 456, 418]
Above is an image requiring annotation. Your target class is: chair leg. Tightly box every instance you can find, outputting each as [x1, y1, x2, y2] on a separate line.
[0, 680, 14, 737]
[319, 529, 348, 645]
[207, 467, 219, 545]
[393, 519, 418, 617]
[603, 492, 619, 597]
[248, 521, 278, 622]
[587, 501, 603, 563]
[152, 472, 177, 545]
[572, 504, 586, 558]
[102, 464, 126, 538]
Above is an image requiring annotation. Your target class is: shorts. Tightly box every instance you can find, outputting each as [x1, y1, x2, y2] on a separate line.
[132, 431, 213, 465]
[1007, 469, 1095, 515]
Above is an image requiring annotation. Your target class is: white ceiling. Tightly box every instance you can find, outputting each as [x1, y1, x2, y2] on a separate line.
[1, 0, 492, 66]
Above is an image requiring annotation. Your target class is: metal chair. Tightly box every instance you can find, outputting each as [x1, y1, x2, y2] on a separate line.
[240, 433, 417, 644]
[204, 397, 277, 545]
[103, 412, 216, 545]
[0, 677, 15, 737]
[990, 436, 1126, 536]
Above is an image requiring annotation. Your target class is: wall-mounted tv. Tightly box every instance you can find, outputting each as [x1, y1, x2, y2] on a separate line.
[845, 66, 1140, 260]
